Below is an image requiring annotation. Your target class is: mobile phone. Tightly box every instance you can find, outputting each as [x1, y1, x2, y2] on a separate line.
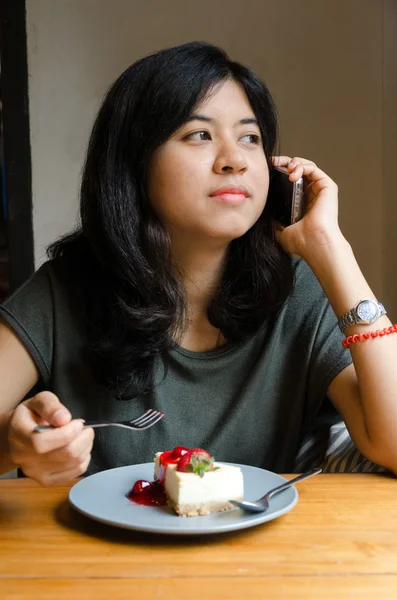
[269, 166, 305, 227]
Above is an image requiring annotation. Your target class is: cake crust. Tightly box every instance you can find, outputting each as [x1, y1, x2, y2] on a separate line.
[170, 497, 244, 517]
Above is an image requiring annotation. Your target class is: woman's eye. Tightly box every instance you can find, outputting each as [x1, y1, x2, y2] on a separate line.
[185, 131, 211, 141]
[183, 131, 260, 144]
[240, 134, 260, 144]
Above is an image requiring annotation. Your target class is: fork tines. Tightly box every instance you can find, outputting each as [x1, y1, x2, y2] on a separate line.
[131, 409, 164, 429]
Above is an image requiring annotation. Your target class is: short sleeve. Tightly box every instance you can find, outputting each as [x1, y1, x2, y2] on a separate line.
[0, 263, 54, 388]
[290, 259, 353, 427]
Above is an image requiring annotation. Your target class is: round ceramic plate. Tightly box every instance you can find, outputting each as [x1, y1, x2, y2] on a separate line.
[69, 462, 298, 535]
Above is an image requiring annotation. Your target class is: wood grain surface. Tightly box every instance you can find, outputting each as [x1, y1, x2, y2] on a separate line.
[1, 474, 396, 599]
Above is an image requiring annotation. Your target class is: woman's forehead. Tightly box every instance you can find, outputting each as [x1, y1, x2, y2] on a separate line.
[190, 81, 256, 124]
[197, 80, 251, 110]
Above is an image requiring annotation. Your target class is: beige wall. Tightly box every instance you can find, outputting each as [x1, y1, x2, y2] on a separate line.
[383, 0, 397, 314]
[26, 0, 396, 311]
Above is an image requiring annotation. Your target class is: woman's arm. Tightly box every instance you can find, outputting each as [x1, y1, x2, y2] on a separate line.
[0, 319, 40, 411]
[307, 234, 397, 473]
[0, 319, 93, 483]
[0, 319, 40, 474]
[272, 156, 397, 474]
[0, 410, 18, 474]
[0, 320, 39, 475]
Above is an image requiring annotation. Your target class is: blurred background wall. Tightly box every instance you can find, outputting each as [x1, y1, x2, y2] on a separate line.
[24, 0, 397, 311]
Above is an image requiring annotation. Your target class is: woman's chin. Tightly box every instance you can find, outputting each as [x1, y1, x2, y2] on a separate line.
[204, 221, 254, 241]
[171, 218, 256, 244]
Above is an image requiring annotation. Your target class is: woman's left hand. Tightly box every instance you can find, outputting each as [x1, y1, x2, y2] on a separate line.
[271, 156, 344, 259]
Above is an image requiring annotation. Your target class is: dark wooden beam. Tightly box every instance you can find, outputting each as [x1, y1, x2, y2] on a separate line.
[0, 0, 34, 292]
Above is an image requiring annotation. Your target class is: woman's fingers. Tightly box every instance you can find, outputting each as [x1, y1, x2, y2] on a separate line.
[8, 394, 87, 470]
[11, 406, 84, 452]
[42, 426, 95, 466]
[30, 421, 88, 456]
[25, 391, 72, 427]
[272, 155, 332, 185]
[9, 392, 84, 451]
[272, 155, 315, 167]
[12, 427, 94, 486]
[8, 391, 95, 487]
[271, 155, 291, 167]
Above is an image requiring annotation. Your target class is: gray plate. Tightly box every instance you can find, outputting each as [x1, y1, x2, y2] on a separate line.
[69, 462, 298, 535]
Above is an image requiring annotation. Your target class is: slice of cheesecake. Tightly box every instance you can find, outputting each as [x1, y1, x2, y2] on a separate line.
[154, 448, 244, 517]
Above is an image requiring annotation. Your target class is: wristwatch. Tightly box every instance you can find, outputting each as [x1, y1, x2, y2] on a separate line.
[337, 300, 387, 333]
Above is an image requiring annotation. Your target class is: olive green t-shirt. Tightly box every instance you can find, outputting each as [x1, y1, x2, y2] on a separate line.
[0, 258, 352, 474]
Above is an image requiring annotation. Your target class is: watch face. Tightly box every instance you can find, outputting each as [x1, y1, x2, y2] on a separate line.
[357, 300, 378, 322]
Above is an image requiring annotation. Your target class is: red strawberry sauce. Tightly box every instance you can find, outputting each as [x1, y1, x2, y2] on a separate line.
[127, 446, 190, 507]
[126, 479, 167, 506]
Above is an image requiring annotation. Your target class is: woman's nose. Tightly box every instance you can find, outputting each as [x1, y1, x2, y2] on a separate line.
[213, 142, 248, 174]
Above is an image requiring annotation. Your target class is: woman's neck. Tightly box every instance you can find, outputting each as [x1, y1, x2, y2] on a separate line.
[172, 237, 227, 312]
[171, 235, 229, 350]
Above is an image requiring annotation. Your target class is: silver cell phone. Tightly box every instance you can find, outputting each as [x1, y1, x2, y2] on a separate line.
[272, 166, 305, 227]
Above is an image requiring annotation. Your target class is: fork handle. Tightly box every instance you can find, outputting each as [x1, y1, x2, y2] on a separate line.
[34, 420, 109, 433]
[81, 420, 112, 427]
[265, 468, 322, 501]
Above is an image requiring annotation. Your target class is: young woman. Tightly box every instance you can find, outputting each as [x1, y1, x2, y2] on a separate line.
[0, 41, 396, 486]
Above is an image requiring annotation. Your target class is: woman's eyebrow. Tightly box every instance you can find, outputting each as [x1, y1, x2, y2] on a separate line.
[185, 113, 259, 127]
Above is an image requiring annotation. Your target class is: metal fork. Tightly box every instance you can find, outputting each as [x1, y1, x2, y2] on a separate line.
[34, 409, 164, 433]
[230, 468, 322, 513]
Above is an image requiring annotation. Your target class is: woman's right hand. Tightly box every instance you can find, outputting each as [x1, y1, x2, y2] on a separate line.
[7, 391, 95, 486]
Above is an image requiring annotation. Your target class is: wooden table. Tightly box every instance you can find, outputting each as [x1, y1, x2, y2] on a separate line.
[1, 474, 396, 599]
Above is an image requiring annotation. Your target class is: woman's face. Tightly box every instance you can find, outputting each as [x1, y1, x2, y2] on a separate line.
[147, 79, 269, 242]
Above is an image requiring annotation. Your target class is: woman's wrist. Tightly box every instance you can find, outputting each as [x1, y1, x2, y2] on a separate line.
[301, 233, 381, 322]
[298, 227, 350, 267]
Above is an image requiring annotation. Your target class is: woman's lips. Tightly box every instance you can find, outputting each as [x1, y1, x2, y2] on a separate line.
[210, 186, 250, 205]
[211, 193, 247, 204]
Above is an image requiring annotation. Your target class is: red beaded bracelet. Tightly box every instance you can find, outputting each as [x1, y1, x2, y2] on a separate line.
[342, 324, 397, 348]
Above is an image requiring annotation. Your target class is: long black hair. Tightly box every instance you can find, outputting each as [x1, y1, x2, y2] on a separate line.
[47, 41, 294, 400]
